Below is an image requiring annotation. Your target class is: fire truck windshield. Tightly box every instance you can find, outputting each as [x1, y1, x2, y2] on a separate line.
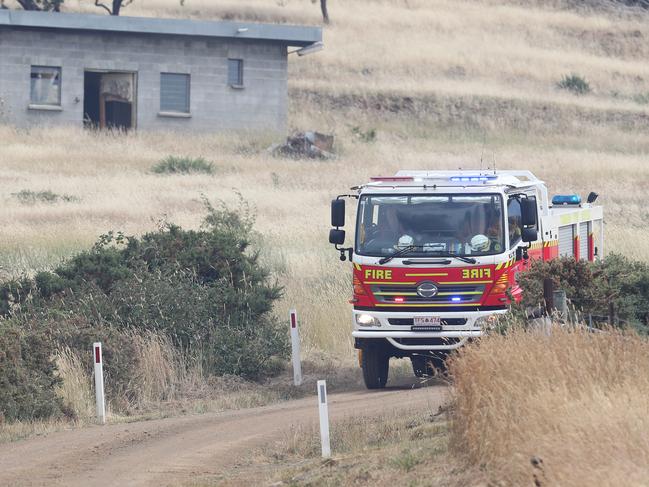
[355, 194, 505, 258]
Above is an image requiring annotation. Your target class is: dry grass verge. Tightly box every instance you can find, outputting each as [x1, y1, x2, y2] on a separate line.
[449, 326, 649, 485]
[213, 409, 465, 487]
[0, 340, 364, 444]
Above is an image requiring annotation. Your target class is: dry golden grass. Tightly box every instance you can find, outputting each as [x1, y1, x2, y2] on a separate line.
[1, 122, 647, 356]
[127, 331, 188, 406]
[0, 336, 363, 443]
[25, 0, 646, 108]
[54, 347, 95, 420]
[449, 326, 649, 485]
[222, 409, 461, 487]
[0, 418, 75, 444]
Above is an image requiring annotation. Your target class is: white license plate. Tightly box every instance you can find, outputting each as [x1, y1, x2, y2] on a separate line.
[414, 316, 441, 327]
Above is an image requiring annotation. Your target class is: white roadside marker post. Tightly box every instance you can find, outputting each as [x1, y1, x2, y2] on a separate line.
[93, 342, 106, 425]
[289, 309, 303, 386]
[317, 380, 331, 458]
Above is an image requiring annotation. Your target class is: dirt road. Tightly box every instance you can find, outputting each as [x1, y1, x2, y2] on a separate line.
[0, 383, 446, 487]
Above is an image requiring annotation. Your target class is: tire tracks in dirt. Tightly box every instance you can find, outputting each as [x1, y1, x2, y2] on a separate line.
[0, 383, 446, 486]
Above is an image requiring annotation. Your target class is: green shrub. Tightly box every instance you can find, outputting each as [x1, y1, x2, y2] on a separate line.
[11, 190, 79, 204]
[517, 254, 649, 328]
[557, 74, 591, 95]
[0, 322, 63, 421]
[0, 199, 288, 419]
[633, 93, 649, 105]
[351, 126, 377, 143]
[152, 156, 215, 174]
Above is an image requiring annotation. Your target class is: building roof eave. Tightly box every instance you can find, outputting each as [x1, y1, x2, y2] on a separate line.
[0, 10, 322, 47]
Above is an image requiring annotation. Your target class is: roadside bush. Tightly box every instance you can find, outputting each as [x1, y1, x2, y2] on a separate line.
[557, 74, 591, 95]
[0, 322, 63, 421]
[151, 156, 215, 174]
[11, 190, 79, 204]
[517, 254, 649, 328]
[0, 199, 288, 419]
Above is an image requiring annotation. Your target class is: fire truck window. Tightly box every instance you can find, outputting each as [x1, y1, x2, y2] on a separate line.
[507, 198, 523, 249]
[355, 194, 505, 257]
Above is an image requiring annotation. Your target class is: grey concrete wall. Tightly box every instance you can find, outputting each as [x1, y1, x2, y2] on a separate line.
[0, 28, 288, 132]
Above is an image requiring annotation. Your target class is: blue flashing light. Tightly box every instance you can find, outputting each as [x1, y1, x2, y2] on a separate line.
[451, 297, 462, 302]
[450, 175, 498, 183]
[552, 194, 581, 205]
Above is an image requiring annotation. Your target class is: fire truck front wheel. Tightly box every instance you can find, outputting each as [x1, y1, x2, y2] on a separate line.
[361, 345, 389, 389]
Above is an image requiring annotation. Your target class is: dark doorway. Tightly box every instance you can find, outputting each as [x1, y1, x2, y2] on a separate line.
[105, 101, 132, 130]
[83, 71, 136, 130]
[83, 72, 101, 128]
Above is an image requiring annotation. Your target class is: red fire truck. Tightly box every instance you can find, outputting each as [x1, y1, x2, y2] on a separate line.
[329, 170, 604, 388]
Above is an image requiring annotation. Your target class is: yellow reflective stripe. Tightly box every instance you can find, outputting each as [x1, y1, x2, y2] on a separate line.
[364, 281, 417, 285]
[437, 291, 483, 296]
[354, 263, 361, 271]
[404, 273, 448, 277]
[374, 292, 418, 296]
[375, 303, 479, 307]
[433, 280, 493, 285]
[366, 280, 492, 285]
[496, 263, 504, 270]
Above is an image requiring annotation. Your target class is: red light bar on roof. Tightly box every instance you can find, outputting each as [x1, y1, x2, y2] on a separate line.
[370, 176, 414, 182]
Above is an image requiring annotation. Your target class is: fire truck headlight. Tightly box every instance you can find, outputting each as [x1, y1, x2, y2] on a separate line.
[356, 314, 380, 327]
[474, 315, 498, 329]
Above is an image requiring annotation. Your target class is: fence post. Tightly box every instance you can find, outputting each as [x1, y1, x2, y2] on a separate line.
[608, 302, 616, 326]
[93, 342, 106, 424]
[289, 309, 303, 386]
[317, 380, 331, 458]
[543, 278, 554, 315]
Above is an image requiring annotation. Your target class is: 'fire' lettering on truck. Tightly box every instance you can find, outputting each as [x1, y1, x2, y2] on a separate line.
[364, 269, 392, 280]
[461, 268, 491, 279]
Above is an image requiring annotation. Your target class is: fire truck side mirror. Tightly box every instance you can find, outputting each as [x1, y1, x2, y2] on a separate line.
[331, 199, 345, 227]
[521, 227, 538, 243]
[329, 228, 346, 245]
[520, 197, 538, 227]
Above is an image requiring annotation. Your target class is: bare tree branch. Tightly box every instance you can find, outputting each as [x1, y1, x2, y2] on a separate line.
[320, 0, 329, 23]
[94, 0, 112, 14]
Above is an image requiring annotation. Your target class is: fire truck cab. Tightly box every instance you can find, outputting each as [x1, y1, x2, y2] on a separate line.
[329, 170, 604, 389]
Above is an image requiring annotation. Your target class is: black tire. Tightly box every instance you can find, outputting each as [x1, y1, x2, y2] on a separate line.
[362, 345, 389, 389]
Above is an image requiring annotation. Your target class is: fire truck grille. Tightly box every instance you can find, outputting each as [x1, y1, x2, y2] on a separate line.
[371, 283, 486, 305]
[388, 318, 468, 326]
[393, 337, 462, 346]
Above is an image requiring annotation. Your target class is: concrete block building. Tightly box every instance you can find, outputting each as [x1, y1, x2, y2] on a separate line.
[0, 10, 321, 132]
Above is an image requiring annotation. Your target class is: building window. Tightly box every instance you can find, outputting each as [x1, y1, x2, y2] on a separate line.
[30, 66, 61, 106]
[228, 59, 244, 87]
[160, 73, 190, 114]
